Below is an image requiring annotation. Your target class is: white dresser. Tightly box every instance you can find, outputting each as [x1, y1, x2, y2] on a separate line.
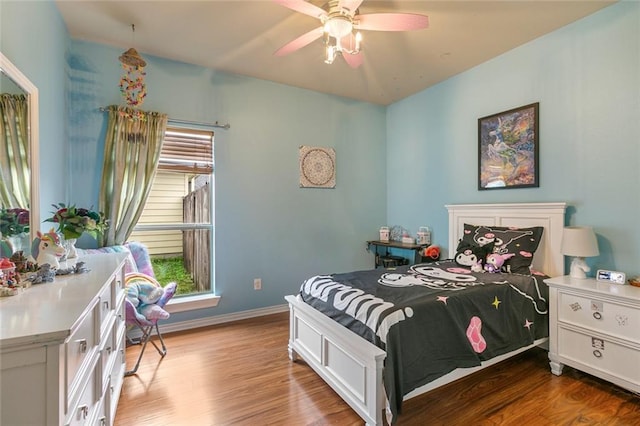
[0, 253, 128, 425]
[545, 275, 640, 394]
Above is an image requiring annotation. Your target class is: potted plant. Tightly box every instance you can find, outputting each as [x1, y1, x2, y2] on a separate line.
[44, 203, 108, 258]
[0, 208, 30, 254]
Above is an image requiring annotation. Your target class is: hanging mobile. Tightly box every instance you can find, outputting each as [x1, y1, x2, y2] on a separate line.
[118, 24, 147, 110]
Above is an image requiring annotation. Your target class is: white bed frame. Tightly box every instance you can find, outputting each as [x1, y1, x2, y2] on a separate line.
[285, 202, 567, 425]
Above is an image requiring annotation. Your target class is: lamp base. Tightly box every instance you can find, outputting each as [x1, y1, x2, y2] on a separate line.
[569, 257, 590, 279]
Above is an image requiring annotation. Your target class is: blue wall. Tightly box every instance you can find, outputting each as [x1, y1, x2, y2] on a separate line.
[387, 1, 639, 276]
[2, 0, 638, 321]
[65, 41, 387, 320]
[0, 0, 69, 215]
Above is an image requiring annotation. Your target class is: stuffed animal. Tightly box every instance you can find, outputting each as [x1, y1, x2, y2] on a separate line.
[125, 273, 170, 320]
[455, 240, 493, 268]
[471, 261, 484, 273]
[423, 245, 440, 260]
[484, 253, 515, 273]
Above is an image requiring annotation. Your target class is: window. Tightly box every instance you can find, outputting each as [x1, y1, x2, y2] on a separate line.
[129, 125, 217, 311]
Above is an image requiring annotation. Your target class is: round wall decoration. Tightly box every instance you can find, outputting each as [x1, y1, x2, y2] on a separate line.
[299, 146, 336, 188]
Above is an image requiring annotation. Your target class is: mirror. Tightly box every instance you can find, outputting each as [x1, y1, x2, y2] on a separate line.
[0, 52, 39, 256]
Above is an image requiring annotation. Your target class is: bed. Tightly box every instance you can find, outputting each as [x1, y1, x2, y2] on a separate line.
[285, 202, 567, 425]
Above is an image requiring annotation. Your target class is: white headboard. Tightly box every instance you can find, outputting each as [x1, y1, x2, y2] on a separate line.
[446, 203, 567, 277]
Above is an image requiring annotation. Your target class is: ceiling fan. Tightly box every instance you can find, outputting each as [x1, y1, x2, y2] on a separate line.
[274, 0, 429, 68]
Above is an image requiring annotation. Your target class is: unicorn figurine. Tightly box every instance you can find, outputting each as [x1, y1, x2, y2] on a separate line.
[30, 229, 66, 270]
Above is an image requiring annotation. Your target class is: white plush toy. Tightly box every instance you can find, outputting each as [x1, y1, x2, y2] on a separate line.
[125, 273, 171, 320]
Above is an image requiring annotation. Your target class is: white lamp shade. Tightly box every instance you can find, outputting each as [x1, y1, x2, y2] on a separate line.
[561, 226, 599, 257]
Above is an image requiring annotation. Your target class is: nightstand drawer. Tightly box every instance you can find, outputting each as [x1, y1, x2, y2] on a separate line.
[558, 292, 640, 341]
[558, 327, 640, 384]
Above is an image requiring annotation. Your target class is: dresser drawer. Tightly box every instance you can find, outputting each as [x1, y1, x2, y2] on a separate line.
[558, 327, 640, 385]
[65, 362, 98, 426]
[100, 321, 117, 390]
[98, 282, 114, 331]
[94, 394, 109, 426]
[66, 304, 98, 402]
[558, 292, 640, 342]
[114, 269, 124, 300]
[109, 337, 127, 423]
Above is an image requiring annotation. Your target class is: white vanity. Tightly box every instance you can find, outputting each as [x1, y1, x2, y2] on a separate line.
[0, 253, 128, 425]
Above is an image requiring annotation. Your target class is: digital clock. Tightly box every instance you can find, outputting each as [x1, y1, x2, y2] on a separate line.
[596, 269, 626, 285]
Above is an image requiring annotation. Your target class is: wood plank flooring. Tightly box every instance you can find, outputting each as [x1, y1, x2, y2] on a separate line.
[115, 312, 640, 425]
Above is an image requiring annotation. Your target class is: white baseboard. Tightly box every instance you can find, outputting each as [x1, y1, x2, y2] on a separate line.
[128, 304, 289, 338]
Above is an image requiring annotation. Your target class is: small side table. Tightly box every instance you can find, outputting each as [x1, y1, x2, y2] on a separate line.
[366, 240, 429, 268]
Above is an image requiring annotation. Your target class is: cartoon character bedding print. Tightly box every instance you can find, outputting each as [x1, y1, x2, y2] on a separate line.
[298, 260, 550, 422]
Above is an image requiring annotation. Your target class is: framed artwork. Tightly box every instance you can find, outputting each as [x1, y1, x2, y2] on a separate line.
[478, 102, 539, 190]
[299, 146, 336, 188]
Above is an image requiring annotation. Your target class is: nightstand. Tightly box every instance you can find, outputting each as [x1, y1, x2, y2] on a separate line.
[544, 275, 640, 394]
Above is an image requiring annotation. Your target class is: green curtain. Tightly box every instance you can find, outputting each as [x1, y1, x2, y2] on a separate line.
[0, 94, 29, 209]
[99, 106, 168, 246]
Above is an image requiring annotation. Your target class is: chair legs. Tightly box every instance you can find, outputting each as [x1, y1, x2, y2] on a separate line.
[125, 323, 168, 376]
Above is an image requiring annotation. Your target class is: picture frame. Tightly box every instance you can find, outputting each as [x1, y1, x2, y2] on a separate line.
[478, 102, 539, 190]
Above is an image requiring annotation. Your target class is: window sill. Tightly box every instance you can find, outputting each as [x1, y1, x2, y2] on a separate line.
[166, 293, 220, 313]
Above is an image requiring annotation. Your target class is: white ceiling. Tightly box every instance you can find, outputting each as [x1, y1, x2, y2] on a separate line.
[55, 0, 615, 105]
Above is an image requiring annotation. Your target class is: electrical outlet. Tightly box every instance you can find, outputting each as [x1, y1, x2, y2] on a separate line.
[253, 278, 262, 290]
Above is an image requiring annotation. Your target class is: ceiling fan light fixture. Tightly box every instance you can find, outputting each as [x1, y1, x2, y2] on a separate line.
[274, 0, 428, 68]
[324, 44, 337, 64]
[354, 31, 362, 51]
[324, 15, 353, 39]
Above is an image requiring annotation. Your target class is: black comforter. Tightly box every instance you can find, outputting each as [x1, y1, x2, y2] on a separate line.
[298, 260, 549, 422]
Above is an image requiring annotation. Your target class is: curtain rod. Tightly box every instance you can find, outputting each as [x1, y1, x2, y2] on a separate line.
[170, 118, 230, 130]
[98, 107, 230, 130]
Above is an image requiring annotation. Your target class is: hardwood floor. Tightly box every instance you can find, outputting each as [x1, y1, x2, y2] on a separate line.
[115, 312, 640, 425]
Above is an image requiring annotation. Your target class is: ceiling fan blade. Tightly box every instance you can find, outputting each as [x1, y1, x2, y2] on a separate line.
[273, 0, 326, 19]
[342, 52, 363, 69]
[355, 13, 429, 31]
[338, 0, 364, 14]
[339, 34, 363, 68]
[275, 26, 324, 56]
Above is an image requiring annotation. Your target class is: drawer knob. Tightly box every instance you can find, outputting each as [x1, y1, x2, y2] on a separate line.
[103, 300, 110, 310]
[593, 349, 603, 358]
[593, 312, 602, 320]
[76, 338, 88, 353]
[99, 416, 107, 426]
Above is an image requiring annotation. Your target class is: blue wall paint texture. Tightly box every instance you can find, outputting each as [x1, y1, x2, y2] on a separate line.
[2, 1, 638, 322]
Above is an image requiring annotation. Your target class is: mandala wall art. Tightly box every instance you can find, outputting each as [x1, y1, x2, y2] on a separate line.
[299, 146, 336, 189]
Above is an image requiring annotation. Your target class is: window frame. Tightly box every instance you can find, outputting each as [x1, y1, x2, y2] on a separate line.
[132, 124, 217, 312]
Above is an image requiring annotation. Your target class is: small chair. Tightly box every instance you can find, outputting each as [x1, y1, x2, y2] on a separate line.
[124, 273, 177, 376]
[77, 241, 177, 375]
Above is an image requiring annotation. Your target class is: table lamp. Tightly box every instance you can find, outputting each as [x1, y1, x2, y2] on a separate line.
[561, 226, 599, 279]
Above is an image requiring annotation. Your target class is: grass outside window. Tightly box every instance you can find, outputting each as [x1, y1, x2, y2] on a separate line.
[151, 257, 195, 296]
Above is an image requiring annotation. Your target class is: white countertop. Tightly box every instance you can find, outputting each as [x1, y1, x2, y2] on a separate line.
[0, 252, 127, 349]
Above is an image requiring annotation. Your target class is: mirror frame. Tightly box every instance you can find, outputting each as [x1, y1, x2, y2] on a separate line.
[0, 52, 39, 244]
